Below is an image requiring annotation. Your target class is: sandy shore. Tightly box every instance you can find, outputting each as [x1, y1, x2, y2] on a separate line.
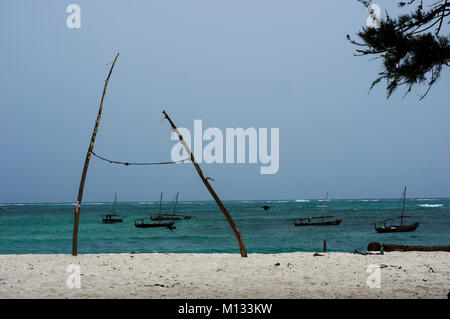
[0, 252, 448, 298]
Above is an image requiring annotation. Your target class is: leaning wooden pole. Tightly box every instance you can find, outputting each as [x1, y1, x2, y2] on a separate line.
[72, 53, 120, 256]
[162, 110, 248, 257]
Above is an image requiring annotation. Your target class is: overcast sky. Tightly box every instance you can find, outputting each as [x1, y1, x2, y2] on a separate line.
[1, 0, 449, 203]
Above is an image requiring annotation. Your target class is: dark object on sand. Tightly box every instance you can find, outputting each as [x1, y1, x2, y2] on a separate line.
[382, 243, 450, 252]
[353, 250, 384, 255]
[101, 193, 123, 223]
[134, 192, 177, 230]
[262, 205, 271, 211]
[373, 186, 424, 233]
[367, 241, 382, 251]
[294, 192, 342, 226]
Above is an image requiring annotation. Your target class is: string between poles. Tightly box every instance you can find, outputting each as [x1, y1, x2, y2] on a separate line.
[91, 150, 190, 166]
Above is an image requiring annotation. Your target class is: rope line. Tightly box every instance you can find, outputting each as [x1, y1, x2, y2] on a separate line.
[91, 150, 190, 166]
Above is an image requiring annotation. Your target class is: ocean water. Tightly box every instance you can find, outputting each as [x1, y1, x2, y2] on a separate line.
[0, 199, 449, 254]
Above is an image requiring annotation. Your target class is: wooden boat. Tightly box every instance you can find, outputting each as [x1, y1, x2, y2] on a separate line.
[375, 222, 419, 233]
[102, 214, 123, 223]
[101, 193, 123, 223]
[134, 192, 176, 230]
[295, 218, 342, 226]
[373, 186, 424, 233]
[135, 219, 175, 230]
[150, 192, 194, 221]
[293, 192, 342, 226]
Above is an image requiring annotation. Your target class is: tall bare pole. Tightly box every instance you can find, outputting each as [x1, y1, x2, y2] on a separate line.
[72, 53, 120, 256]
[162, 110, 248, 257]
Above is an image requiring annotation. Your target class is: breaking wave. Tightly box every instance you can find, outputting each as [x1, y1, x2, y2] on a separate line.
[418, 204, 443, 208]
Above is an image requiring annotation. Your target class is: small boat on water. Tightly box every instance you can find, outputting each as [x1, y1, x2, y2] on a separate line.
[101, 193, 123, 223]
[134, 192, 176, 230]
[135, 219, 175, 230]
[375, 222, 419, 233]
[293, 192, 342, 226]
[373, 186, 423, 233]
[150, 192, 194, 221]
[295, 218, 342, 226]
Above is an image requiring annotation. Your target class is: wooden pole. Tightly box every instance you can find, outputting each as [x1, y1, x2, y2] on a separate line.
[323, 240, 327, 252]
[162, 110, 248, 257]
[72, 53, 120, 256]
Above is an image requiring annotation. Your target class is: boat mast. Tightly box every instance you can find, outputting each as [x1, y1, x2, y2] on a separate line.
[72, 53, 119, 256]
[158, 192, 163, 223]
[400, 186, 407, 225]
[173, 192, 179, 216]
[113, 193, 117, 216]
[321, 192, 328, 219]
[162, 110, 247, 257]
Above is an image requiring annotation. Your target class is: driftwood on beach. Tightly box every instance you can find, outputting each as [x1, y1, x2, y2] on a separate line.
[382, 243, 450, 252]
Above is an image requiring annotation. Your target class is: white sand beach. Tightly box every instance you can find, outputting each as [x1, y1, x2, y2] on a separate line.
[0, 252, 448, 299]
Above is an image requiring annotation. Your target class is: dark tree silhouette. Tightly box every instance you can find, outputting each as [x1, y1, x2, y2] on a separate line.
[348, 0, 450, 99]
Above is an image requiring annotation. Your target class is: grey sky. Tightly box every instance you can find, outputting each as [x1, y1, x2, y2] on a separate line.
[1, 0, 449, 203]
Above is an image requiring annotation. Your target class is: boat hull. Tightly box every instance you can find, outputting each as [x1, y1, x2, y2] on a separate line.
[134, 221, 175, 229]
[102, 219, 123, 223]
[151, 216, 193, 221]
[294, 219, 342, 226]
[151, 216, 184, 221]
[101, 215, 123, 223]
[375, 222, 419, 233]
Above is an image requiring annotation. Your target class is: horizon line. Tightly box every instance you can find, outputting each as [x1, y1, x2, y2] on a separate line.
[1, 196, 449, 205]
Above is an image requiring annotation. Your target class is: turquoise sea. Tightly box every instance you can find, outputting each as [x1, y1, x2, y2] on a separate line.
[0, 199, 449, 254]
